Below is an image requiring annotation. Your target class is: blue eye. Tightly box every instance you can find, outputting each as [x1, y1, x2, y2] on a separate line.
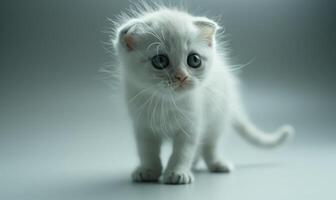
[151, 54, 169, 69]
[187, 53, 202, 68]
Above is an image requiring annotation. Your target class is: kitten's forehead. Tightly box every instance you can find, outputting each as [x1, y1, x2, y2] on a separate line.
[143, 10, 197, 55]
[145, 9, 194, 31]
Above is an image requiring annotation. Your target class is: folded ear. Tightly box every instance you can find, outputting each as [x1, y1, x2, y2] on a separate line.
[118, 20, 146, 51]
[193, 17, 219, 47]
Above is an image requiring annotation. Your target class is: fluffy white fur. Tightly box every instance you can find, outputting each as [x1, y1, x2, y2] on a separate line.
[110, 4, 294, 185]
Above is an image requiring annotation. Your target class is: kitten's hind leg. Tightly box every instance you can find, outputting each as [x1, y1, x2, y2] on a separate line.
[132, 131, 162, 182]
[202, 134, 234, 173]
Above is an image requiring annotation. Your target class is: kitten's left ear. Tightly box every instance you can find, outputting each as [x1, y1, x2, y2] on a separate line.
[193, 17, 219, 47]
[117, 20, 146, 51]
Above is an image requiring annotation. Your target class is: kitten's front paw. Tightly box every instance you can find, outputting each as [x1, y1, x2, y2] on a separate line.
[208, 161, 234, 173]
[132, 167, 161, 182]
[163, 170, 194, 184]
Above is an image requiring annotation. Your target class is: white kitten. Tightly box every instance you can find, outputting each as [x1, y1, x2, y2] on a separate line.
[111, 5, 294, 185]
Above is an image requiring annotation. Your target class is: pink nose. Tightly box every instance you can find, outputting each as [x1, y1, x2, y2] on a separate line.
[174, 73, 188, 83]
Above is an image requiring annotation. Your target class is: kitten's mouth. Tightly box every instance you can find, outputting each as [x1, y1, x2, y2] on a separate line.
[173, 83, 191, 92]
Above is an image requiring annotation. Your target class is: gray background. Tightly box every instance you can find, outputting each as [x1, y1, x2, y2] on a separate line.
[1, 0, 335, 200]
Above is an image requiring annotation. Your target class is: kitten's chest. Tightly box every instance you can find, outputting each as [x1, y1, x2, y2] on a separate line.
[127, 94, 197, 133]
[202, 76, 233, 114]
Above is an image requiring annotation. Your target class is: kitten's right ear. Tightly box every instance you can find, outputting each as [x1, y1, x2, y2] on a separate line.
[118, 20, 145, 51]
[193, 17, 219, 47]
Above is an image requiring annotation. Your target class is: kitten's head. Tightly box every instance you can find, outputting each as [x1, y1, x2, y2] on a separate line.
[115, 9, 219, 96]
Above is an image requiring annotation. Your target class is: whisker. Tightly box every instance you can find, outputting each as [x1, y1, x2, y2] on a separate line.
[227, 57, 256, 72]
[128, 85, 155, 104]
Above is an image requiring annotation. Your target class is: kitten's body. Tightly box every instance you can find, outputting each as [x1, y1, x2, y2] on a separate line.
[111, 5, 294, 184]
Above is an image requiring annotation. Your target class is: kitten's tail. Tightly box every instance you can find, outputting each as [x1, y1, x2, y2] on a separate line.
[233, 114, 295, 148]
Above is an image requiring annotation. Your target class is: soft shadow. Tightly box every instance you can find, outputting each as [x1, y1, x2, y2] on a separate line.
[38, 162, 283, 200]
[193, 161, 283, 174]
[235, 162, 283, 170]
[42, 173, 195, 200]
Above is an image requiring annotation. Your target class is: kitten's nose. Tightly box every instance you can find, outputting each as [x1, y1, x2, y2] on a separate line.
[174, 72, 188, 83]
